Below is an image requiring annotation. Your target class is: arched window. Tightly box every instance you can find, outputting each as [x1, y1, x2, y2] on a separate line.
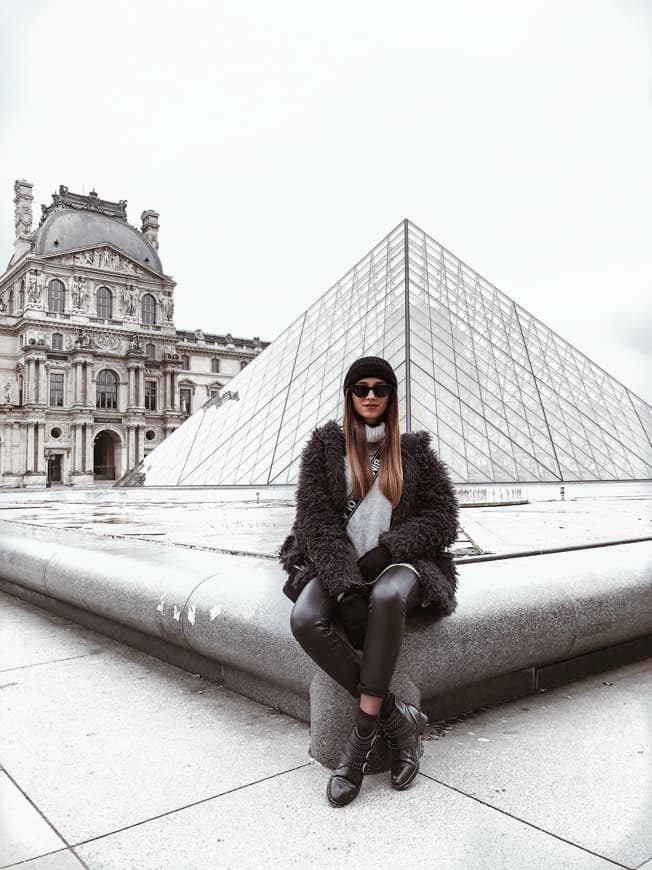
[51, 333, 63, 350]
[141, 294, 156, 325]
[8, 290, 14, 315]
[181, 354, 190, 369]
[96, 369, 118, 410]
[48, 279, 65, 313]
[97, 286, 112, 319]
[240, 360, 248, 369]
[145, 342, 156, 360]
[211, 357, 220, 373]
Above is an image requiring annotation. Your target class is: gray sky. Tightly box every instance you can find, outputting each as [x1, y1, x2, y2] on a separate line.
[2, 0, 651, 402]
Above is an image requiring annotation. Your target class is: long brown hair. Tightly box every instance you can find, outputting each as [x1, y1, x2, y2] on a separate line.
[343, 387, 403, 508]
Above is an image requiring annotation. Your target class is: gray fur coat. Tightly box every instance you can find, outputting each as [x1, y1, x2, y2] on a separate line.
[279, 421, 459, 620]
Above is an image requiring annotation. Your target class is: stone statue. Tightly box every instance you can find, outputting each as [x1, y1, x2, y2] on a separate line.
[71, 275, 82, 308]
[14, 181, 33, 239]
[78, 276, 88, 310]
[16, 209, 32, 237]
[164, 297, 174, 320]
[3, 382, 12, 404]
[125, 285, 138, 316]
[141, 210, 160, 251]
[27, 272, 42, 304]
[75, 329, 91, 348]
[72, 275, 88, 309]
[130, 335, 142, 351]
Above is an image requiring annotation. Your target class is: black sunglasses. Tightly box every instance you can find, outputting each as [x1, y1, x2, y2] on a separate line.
[349, 383, 394, 398]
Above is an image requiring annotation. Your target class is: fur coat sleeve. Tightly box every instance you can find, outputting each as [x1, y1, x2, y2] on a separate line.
[288, 426, 365, 599]
[378, 430, 459, 613]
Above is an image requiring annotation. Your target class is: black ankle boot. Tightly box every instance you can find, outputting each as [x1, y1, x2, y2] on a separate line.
[379, 698, 428, 790]
[326, 723, 379, 807]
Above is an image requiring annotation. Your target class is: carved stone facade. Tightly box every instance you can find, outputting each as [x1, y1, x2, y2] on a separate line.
[0, 183, 267, 488]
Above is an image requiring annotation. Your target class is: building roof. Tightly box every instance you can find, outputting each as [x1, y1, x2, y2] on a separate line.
[33, 209, 163, 274]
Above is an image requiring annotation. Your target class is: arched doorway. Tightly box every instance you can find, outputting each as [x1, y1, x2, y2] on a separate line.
[93, 430, 117, 479]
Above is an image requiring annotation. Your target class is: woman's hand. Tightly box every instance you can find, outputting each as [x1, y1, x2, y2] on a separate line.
[357, 544, 392, 582]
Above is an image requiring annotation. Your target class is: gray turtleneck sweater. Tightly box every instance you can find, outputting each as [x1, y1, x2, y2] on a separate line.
[344, 422, 394, 559]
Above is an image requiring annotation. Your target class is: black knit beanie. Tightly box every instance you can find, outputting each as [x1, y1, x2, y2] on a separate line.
[342, 356, 398, 394]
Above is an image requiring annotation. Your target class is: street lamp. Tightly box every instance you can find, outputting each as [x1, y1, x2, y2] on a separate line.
[44, 449, 53, 488]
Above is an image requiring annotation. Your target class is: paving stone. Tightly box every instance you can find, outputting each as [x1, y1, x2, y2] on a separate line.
[0, 772, 65, 867]
[422, 658, 652, 868]
[0, 595, 108, 672]
[1, 643, 309, 844]
[76, 763, 622, 870]
[4, 850, 87, 868]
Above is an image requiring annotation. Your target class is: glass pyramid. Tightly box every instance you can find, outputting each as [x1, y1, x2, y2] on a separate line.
[118, 220, 652, 486]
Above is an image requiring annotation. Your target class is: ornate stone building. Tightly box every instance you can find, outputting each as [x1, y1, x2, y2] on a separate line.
[0, 181, 267, 487]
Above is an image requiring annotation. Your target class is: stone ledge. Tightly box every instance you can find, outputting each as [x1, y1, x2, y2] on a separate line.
[0, 519, 650, 767]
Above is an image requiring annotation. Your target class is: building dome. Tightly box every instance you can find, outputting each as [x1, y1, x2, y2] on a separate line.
[33, 209, 163, 274]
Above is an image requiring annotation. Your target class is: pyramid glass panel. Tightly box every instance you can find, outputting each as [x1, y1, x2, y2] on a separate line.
[117, 220, 652, 487]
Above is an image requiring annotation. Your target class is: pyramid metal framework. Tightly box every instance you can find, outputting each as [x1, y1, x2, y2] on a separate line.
[120, 220, 652, 486]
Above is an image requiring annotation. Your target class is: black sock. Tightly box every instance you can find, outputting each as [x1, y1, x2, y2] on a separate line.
[355, 708, 378, 738]
[380, 692, 395, 719]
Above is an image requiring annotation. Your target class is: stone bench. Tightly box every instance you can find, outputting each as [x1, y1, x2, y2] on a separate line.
[0, 519, 650, 768]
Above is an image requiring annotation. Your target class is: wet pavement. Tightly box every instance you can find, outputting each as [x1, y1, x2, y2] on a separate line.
[0, 481, 649, 559]
[0, 590, 650, 870]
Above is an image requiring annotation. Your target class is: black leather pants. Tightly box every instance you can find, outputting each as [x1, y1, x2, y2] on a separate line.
[290, 565, 421, 700]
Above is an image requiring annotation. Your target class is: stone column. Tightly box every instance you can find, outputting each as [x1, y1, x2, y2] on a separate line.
[25, 359, 33, 404]
[161, 371, 168, 411]
[13, 422, 23, 475]
[30, 359, 38, 403]
[77, 361, 85, 405]
[84, 424, 94, 474]
[72, 362, 80, 405]
[32, 360, 38, 404]
[126, 425, 134, 468]
[73, 424, 81, 472]
[70, 424, 76, 471]
[37, 422, 46, 473]
[72, 424, 81, 472]
[0, 421, 6, 477]
[136, 426, 144, 463]
[170, 372, 177, 412]
[137, 368, 145, 409]
[33, 359, 39, 404]
[86, 364, 94, 408]
[38, 360, 47, 405]
[127, 367, 135, 407]
[23, 360, 30, 403]
[25, 422, 35, 472]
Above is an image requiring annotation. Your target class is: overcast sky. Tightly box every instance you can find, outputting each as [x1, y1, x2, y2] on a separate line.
[1, 0, 650, 402]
